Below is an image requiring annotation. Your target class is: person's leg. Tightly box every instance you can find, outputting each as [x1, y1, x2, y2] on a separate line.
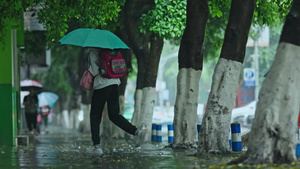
[25, 113, 33, 132]
[44, 116, 48, 130]
[32, 112, 38, 134]
[41, 116, 47, 131]
[32, 112, 37, 130]
[90, 89, 107, 145]
[106, 85, 137, 135]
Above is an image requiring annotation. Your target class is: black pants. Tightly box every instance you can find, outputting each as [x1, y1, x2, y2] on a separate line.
[25, 112, 37, 131]
[41, 115, 48, 129]
[90, 85, 137, 145]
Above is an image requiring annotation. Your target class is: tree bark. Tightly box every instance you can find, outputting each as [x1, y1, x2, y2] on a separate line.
[138, 36, 163, 142]
[124, 0, 150, 127]
[197, 0, 255, 154]
[230, 0, 300, 164]
[173, 0, 208, 148]
[124, 0, 164, 142]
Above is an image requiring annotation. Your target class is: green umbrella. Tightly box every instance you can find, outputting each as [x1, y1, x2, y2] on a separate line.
[59, 28, 130, 49]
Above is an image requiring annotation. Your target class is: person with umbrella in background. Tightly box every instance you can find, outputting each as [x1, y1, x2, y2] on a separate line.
[39, 105, 51, 134]
[21, 79, 43, 135]
[37, 92, 59, 134]
[60, 28, 147, 156]
[23, 88, 39, 135]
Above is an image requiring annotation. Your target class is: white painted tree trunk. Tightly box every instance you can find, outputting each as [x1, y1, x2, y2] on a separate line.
[138, 87, 156, 143]
[62, 110, 70, 128]
[131, 89, 142, 126]
[198, 58, 243, 153]
[173, 68, 201, 147]
[80, 104, 91, 133]
[242, 43, 300, 164]
[69, 109, 79, 129]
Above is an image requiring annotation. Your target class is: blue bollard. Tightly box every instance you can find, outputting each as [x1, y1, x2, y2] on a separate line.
[156, 124, 162, 142]
[231, 122, 242, 151]
[168, 124, 174, 143]
[229, 128, 232, 149]
[151, 124, 157, 142]
[197, 124, 201, 133]
[296, 144, 300, 156]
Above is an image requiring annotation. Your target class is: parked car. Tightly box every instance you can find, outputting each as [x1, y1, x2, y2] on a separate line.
[231, 101, 256, 128]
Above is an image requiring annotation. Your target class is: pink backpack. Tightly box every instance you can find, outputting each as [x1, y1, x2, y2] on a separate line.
[98, 50, 127, 78]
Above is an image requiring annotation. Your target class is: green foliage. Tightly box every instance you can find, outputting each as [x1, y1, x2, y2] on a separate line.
[0, 1, 23, 21]
[0, 0, 124, 44]
[35, 45, 81, 100]
[1, 0, 294, 102]
[0, 1, 35, 44]
[203, 0, 292, 61]
[24, 31, 47, 57]
[208, 0, 231, 18]
[38, 62, 72, 99]
[37, 0, 125, 42]
[21, 0, 124, 102]
[254, 0, 292, 27]
[140, 0, 187, 39]
[203, 1, 230, 61]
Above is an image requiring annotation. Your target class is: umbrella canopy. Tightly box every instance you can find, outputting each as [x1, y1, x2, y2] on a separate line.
[38, 92, 59, 107]
[59, 28, 130, 49]
[21, 80, 43, 91]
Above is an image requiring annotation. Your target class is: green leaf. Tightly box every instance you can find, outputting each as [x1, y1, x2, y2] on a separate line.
[217, 10, 223, 17]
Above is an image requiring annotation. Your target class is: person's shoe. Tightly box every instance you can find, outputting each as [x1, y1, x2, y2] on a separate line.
[94, 144, 104, 155]
[86, 144, 104, 157]
[134, 129, 147, 146]
[33, 129, 39, 136]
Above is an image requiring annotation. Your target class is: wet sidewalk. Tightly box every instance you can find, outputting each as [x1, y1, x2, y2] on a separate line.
[0, 125, 231, 169]
[1, 125, 300, 169]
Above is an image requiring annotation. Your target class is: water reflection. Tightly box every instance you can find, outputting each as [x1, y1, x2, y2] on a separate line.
[0, 145, 18, 168]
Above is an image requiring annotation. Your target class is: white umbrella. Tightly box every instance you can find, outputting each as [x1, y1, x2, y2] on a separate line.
[38, 92, 59, 107]
[21, 79, 43, 91]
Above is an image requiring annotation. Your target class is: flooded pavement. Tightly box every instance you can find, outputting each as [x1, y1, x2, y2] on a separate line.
[1, 126, 300, 169]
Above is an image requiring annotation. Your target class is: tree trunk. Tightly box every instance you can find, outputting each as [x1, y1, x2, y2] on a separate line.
[131, 89, 142, 126]
[135, 36, 163, 142]
[197, 0, 255, 154]
[124, 0, 151, 124]
[173, 0, 208, 148]
[124, 0, 164, 142]
[78, 104, 90, 133]
[230, 0, 300, 164]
